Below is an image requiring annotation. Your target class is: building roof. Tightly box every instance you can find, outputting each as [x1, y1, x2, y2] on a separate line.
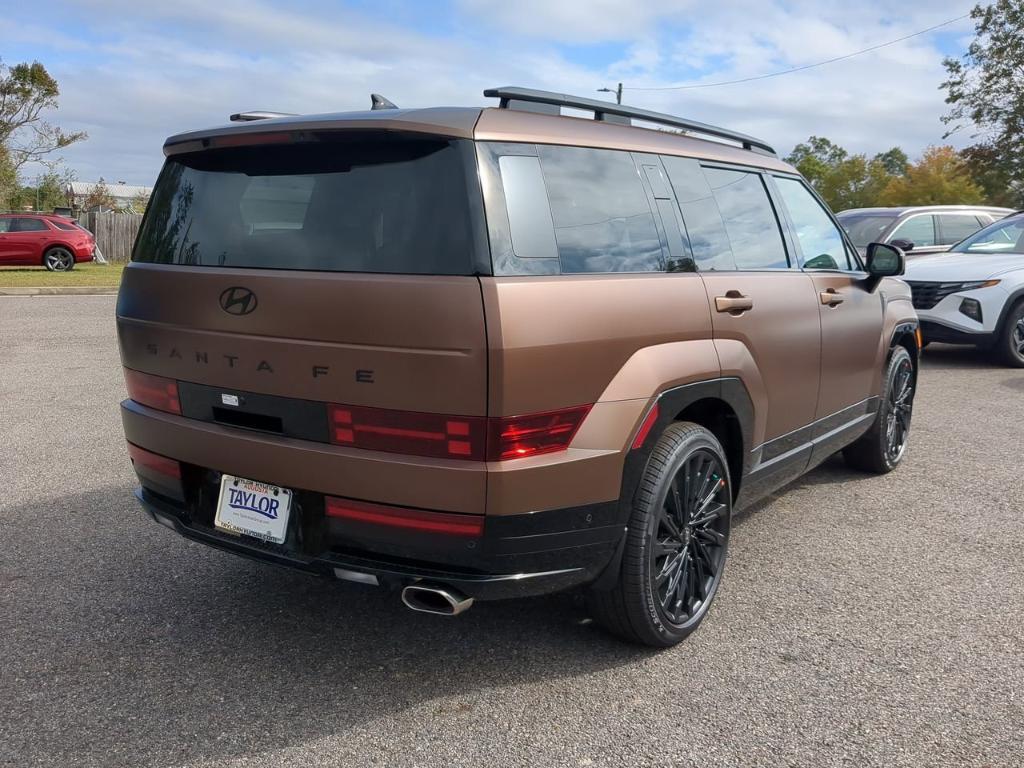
[68, 181, 153, 199]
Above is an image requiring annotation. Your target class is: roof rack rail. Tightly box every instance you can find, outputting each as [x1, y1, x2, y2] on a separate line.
[482, 86, 776, 156]
[229, 111, 299, 122]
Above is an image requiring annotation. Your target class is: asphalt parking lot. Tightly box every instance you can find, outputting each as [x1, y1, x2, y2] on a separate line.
[2, 295, 1022, 768]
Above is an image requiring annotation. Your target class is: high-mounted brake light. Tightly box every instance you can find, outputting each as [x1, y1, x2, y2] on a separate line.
[327, 403, 592, 462]
[124, 369, 181, 415]
[126, 442, 181, 480]
[325, 497, 483, 537]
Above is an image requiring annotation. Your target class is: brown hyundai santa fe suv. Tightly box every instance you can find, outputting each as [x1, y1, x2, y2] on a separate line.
[118, 87, 919, 646]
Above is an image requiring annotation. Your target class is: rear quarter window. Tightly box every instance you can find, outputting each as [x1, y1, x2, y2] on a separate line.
[537, 145, 665, 274]
[134, 138, 477, 275]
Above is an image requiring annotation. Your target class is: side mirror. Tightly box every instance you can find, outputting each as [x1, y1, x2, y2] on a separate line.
[890, 238, 914, 251]
[864, 242, 905, 291]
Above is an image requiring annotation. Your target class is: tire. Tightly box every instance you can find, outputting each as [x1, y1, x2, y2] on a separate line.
[843, 345, 915, 474]
[588, 422, 732, 647]
[993, 300, 1024, 368]
[43, 247, 75, 272]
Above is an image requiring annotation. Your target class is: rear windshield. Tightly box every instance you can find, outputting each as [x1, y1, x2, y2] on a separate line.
[134, 138, 476, 274]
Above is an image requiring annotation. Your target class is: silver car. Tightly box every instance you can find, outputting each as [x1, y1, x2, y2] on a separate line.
[837, 205, 1014, 257]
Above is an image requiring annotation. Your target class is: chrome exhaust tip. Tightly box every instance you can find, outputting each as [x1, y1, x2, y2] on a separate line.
[401, 584, 474, 616]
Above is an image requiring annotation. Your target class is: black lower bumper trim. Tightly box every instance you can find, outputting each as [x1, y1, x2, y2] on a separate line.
[136, 488, 601, 600]
[920, 320, 994, 347]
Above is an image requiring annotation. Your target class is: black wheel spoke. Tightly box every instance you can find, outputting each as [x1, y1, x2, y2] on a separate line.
[647, 442, 731, 628]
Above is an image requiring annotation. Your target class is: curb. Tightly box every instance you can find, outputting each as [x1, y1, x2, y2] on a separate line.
[0, 286, 119, 296]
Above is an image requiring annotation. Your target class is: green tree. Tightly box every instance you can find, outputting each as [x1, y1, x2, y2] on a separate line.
[15, 169, 74, 211]
[0, 145, 17, 210]
[877, 146, 985, 206]
[0, 59, 87, 173]
[942, 0, 1024, 207]
[785, 137, 903, 211]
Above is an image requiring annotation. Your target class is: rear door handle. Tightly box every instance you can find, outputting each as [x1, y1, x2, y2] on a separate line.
[820, 289, 844, 307]
[715, 292, 754, 314]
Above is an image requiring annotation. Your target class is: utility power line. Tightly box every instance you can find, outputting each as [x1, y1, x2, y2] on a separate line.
[624, 12, 971, 92]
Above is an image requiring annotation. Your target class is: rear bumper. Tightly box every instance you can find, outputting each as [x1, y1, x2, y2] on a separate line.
[136, 486, 621, 600]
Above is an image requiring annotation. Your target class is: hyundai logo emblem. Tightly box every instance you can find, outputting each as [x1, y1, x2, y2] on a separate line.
[219, 286, 258, 316]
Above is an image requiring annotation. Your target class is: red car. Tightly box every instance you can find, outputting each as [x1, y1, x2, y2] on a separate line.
[0, 213, 96, 271]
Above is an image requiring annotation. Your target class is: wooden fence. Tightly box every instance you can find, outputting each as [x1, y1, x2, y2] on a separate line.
[81, 211, 144, 263]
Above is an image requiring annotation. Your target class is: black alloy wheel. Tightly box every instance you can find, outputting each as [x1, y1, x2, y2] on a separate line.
[650, 448, 730, 627]
[589, 422, 732, 647]
[884, 353, 914, 465]
[844, 345, 915, 474]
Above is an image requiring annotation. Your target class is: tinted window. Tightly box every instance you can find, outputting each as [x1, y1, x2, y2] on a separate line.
[12, 218, 48, 232]
[661, 156, 735, 270]
[890, 215, 936, 247]
[134, 139, 475, 274]
[775, 177, 850, 270]
[836, 213, 897, 248]
[936, 214, 983, 246]
[498, 155, 558, 260]
[702, 167, 788, 270]
[52, 219, 77, 231]
[0, 219, 10, 233]
[537, 145, 663, 273]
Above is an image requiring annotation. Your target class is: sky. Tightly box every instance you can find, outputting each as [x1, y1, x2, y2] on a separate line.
[1, 0, 978, 187]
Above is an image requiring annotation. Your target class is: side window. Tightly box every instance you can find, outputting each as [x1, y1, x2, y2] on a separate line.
[537, 145, 664, 273]
[12, 218, 48, 232]
[661, 155, 735, 270]
[890, 215, 936, 247]
[936, 214, 983, 246]
[774, 177, 851, 270]
[0, 219, 11, 233]
[497, 155, 558, 260]
[702, 167, 789, 270]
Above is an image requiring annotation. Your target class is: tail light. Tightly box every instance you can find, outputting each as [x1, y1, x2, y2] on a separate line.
[327, 403, 591, 462]
[328, 404, 487, 460]
[487, 405, 591, 460]
[124, 369, 181, 415]
[325, 497, 483, 537]
[126, 442, 181, 479]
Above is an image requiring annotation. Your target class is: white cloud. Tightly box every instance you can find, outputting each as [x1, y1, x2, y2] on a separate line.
[6, 1, 975, 185]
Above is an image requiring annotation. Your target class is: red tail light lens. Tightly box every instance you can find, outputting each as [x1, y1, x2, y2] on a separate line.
[124, 369, 181, 415]
[487, 405, 592, 460]
[327, 403, 592, 462]
[126, 442, 181, 479]
[329, 404, 487, 460]
[325, 497, 483, 537]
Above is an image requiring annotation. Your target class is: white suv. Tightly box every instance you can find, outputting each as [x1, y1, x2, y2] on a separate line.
[904, 211, 1024, 367]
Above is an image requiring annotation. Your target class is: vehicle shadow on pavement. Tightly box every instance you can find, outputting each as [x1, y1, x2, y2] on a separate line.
[920, 343, 996, 370]
[2, 486, 657, 767]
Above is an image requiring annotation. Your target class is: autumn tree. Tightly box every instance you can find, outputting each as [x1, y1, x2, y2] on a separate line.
[81, 178, 117, 211]
[877, 146, 985, 206]
[942, 0, 1024, 206]
[0, 60, 86, 173]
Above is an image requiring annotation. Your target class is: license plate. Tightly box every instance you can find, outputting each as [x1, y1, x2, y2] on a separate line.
[215, 474, 292, 544]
